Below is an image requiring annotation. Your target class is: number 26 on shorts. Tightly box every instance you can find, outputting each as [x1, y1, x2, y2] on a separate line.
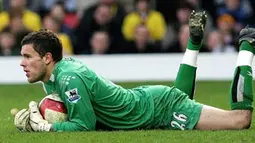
[170, 112, 188, 130]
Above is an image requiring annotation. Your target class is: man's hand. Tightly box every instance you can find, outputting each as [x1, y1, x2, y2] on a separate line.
[14, 109, 33, 132]
[29, 101, 52, 132]
[188, 10, 207, 44]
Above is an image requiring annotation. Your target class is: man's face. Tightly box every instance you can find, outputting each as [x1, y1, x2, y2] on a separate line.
[20, 44, 47, 83]
[43, 16, 59, 33]
[50, 5, 65, 22]
[177, 8, 191, 24]
[207, 31, 222, 50]
[10, 16, 24, 33]
[91, 32, 109, 54]
[10, 0, 26, 8]
[136, 1, 149, 12]
[0, 32, 15, 49]
[94, 5, 111, 25]
[135, 26, 149, 43]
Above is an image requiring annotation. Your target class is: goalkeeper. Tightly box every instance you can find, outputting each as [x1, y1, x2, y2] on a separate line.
[15, 10, 253, 132]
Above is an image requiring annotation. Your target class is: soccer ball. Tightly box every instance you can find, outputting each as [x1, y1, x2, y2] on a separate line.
[39, 94, 68, 124]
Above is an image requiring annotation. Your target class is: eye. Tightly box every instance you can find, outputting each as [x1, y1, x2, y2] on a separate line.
[23, 54, 31, 59]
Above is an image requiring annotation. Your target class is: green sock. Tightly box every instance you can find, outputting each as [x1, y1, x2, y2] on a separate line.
[174, 64, 197, 99]
[187, 38, 203, 51]
[240, 41, 255, 54]
[230, 66, 253, 111]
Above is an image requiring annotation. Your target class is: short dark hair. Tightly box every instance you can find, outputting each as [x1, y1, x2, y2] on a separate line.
[21, 29, 63, 62]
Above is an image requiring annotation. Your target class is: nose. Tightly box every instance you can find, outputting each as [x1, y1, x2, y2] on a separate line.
[20, 58, 25, 67]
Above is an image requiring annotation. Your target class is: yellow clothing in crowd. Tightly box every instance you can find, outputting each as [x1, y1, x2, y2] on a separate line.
[58, 33, 73, 55]
[122, 10, 166, 41]
[0, 10, 41, 31]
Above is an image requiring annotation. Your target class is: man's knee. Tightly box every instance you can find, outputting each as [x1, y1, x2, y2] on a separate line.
[233, 110, 252, 129]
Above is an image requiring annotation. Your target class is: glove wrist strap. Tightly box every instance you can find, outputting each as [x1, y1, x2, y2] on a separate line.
[39, 123, 52, 132]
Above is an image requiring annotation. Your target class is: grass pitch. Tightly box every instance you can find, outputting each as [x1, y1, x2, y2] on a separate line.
[0, 81, 255, 143]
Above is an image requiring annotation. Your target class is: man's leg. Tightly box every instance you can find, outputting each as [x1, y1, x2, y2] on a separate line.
[195, 28, 255, 130]
[195, 105, 251, 130]
[174, 11, 207, 99]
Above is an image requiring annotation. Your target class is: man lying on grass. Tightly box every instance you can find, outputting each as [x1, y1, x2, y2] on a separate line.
[15, 10, 253, 132]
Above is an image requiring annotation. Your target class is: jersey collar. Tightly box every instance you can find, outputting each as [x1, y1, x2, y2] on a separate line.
[49, 74, 55, 82]
[45, 59, 63, 84]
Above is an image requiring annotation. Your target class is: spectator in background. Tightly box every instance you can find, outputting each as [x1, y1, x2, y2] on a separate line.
[80, 0, 126, 31]
[217, 0, 253, 31]
[167, 24, 209, 53]
[0, 29, 20, 56]
[122, 0, 166, 42]
[167, 24, 190, 53]
[90, 31, 111, 54]
[37, 0, 76, 17]
[76, 4, 111, 54]
[42, 0, 76, 12]
[206, 30, 236, 53]
[76, 0, 126, 54]
[162, 1, 193, 50]
[49, 1, 77, 50]
[0, 0, 41, 32]
[1, 14, 31, 51]
[39, 0, 79, 31]
[216, 14, 237, 47]
[124, 24, 161, 53]
[201, 0, 224, 26]
[2, 0, 41, 13]
[43, 15, 73, 55]
[175, 1, 193, 29]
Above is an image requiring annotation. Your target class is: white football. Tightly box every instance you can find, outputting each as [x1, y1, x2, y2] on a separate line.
[39, 94, 68, 124]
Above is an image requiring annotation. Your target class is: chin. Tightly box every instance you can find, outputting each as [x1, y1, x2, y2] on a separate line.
[27, 78, 39, 83]
[27, 80, 35, 83]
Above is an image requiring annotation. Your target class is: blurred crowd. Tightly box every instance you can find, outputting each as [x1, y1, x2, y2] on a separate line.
[0, 0, 255, 56]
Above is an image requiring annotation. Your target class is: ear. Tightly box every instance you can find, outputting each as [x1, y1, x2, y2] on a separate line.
[43, 52, 53, 65]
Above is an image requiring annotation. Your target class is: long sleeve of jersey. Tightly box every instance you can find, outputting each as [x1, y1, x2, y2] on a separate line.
[52, 72, 96, 131]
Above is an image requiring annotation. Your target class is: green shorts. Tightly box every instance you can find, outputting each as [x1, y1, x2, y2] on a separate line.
[148, 85, 203, 130]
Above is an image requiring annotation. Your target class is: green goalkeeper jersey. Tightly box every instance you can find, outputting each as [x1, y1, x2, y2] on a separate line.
[43, 57, 156, 131]
[42, 58, 202, 131]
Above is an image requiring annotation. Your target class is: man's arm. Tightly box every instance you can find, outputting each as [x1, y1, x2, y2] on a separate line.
[52, 72, 97, 131]
[29, 72, 97, 132]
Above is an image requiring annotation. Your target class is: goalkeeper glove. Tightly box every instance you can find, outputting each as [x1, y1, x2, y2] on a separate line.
[14, 109, 33, 132]
[29, 101, 52, 132]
